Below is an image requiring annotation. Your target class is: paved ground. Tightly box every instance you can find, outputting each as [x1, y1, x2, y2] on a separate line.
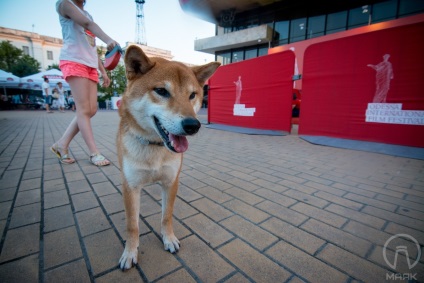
[0, 109, 423, 283]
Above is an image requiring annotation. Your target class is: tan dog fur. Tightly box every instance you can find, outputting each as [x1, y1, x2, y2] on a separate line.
[118, 45, 220, 270]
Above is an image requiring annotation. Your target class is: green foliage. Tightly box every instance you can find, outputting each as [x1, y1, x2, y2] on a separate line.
[0, 40, 41, 77]
[98, 63, 127, 101]
[47, 63, 61, 70]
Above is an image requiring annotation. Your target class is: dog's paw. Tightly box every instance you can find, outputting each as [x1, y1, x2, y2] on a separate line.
[119, 248, 138, 270]
[162, 234, 180, 253]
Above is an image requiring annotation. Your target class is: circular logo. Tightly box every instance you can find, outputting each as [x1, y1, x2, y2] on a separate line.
[383, 234, 421, 270]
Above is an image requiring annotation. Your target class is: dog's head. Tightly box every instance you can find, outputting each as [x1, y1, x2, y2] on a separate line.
[121, 45, 220, 153]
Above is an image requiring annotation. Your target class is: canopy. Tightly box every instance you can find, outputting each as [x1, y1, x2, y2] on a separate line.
[20, 69, 70, 91]
[0, 69, 21, 88]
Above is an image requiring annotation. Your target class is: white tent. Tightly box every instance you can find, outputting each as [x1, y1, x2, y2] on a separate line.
[20, 69, 70, 91]
[0, 69, 21, 95]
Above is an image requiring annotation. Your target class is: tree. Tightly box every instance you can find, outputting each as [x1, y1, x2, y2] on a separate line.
[0, 40, 40, 77]
[98, 63, 127, 101]
[47, 63, 61, 70]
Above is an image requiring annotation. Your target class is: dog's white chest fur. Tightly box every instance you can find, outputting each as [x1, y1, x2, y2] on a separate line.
[122, 136, 181, 188]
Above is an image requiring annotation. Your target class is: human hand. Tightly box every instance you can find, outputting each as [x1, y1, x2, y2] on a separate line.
[106, 40, 118, 52]
[102, 74, 111, 87]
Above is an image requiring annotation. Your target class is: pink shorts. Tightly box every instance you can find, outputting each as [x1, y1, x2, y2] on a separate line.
[59, 60, 99, 83]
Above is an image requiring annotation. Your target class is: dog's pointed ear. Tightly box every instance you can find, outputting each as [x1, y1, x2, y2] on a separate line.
[191, 62, 221, 86]
[124, 45, 156, 80]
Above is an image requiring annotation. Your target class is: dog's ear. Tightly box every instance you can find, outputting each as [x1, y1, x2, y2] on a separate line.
[124, 45, 156, 80]
[191, 62, 221, 86]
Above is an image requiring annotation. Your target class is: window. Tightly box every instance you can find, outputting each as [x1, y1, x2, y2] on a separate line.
[22, 46, 29, 55]
[274, 20, 289, 45]
[47, 51, 53, 60]
[399, 0, 424, 16]
[290, 18, 307, 43]
[245, 48, 257, 60]
[348, 7, 369, 29]
[216, 52, 231, 65]
[326, 11, 347, 34]
[307, 15, 325, 39]
[373, 0, 397, 23]
[258, 46, 268, 57]
[232, 50, 243, 63]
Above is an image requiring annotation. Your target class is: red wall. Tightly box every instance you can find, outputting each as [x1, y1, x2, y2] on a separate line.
[209, 51, 295, 132]
[299, 21, 424, 147]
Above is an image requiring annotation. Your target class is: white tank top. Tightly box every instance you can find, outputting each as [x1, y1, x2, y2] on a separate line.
[56, 0, 98, 68]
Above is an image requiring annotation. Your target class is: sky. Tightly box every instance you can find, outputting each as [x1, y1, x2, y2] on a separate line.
[0, 0, 216, 65]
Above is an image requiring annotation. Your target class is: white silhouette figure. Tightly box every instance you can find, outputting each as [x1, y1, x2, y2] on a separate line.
[232, 75, 255, 116]
[234, 76, 242, 104]
[367, 54, 394, 103]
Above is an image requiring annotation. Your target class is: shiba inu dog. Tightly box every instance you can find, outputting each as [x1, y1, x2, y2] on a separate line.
[117, 45, 220, 270]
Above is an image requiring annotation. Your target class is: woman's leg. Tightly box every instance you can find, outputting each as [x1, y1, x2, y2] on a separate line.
[55, 76, 109, 165]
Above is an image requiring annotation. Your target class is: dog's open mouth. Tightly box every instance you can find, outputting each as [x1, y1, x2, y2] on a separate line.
[154, 116, 188, 153]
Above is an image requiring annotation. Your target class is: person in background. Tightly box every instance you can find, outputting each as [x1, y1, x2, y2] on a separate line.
[56, 82, 66, 112]
[67, 93, 75, 111]
[42, 77, 53, 113]
[50, 0, 118, 166]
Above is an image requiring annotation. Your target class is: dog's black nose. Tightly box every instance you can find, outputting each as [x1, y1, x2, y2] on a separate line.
[182, 118, 201, 135]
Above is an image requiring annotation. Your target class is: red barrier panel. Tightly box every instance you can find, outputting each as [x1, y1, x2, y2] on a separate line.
[209, 51, 295, 132]
[300, 22, 424, 147]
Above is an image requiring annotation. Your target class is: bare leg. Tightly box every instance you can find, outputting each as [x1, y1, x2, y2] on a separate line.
[54, 76, 109, 165]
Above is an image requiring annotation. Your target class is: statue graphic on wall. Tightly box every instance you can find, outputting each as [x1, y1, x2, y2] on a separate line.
[367, 54, 394, 103]
[232, 75, 256, 116]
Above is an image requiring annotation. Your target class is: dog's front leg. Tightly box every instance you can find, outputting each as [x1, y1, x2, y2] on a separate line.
[119, 183, 141, 270]
[161, 178, 180, 253]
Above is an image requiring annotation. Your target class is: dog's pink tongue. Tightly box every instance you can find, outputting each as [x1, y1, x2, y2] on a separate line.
[169, 134, 188, 153]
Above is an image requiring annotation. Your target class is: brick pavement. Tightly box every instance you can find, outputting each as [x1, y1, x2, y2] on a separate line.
[0, 109, 423, 283]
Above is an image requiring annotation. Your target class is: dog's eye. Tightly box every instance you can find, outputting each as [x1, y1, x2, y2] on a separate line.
[154, 88, 170, 98]
[189, 92, 196, 100]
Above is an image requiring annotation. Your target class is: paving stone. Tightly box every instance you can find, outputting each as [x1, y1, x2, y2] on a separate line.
[43, 178, 66, 193]
[156, 268, 196, 283]
[317, 244, 390, 282]
[43, 226, 83, 269]
[179, 235, 235, 282]
[256, 200, 308, 226]
[324, 203, 386, 229]
[76, 207, 111, 237]
[253, 188, 297, 207]
[224, 187, 264, 205]
[92, 181, 118, 197]
[0, 187, 16, 202]
[218, 238, 292, 282]
[71, 191, 99, 212]
[384, 221, 424, 244]
[14, 188, 41, 206]
[19, 178, 41, 191]
[283, 189, 329, 208]
[177, 185, 203, 202]
[83, 229, 123, 276]
[196, 186, 233, 203]
[301, 219, 372, 257]
[138, 233, 181, 281]
[362, 205, 424, 230]
[184, 213, 233, 248]
[267, 241, 349, 283]
[44, 189, 69, 209]
[223, 198, 269, 223]
[344, 193, 398, 212]
[44, 205, 74, 233]
[260, 217, 325, 255]
[96, 267, 142, 283]
[0, 254, 38, 283]
[314, 191, 363, 210]
[190, 198, 233, 221]
[86, 172, 108, 184]
[9, 202, 41, 228]
[64, 171, 86, 182]
[0, 201, 12, 220]
[99, 193, 125, 215]
[139, 194, 162, 217]
[291, 202, 348, 228]
[22, 169, 42, 180]
[0, 223, 39, 262]
[67, 179, 91, 195]
[44, 259, 90, 283]
[172, 198, 198, 219]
